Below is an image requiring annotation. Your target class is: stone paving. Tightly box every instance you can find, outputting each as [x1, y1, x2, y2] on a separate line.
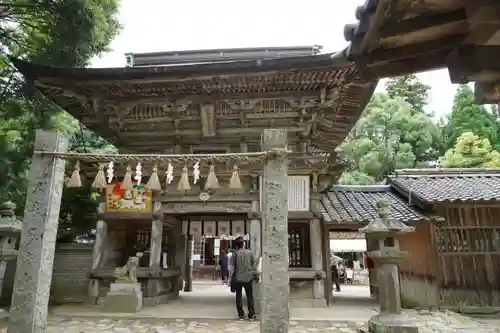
[1, 310, 500, 333]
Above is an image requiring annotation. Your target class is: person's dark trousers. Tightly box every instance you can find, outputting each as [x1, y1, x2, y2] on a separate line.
[332, 271, 341, 291]
[221, 266, 229, 282]
[235, 280, 255, 318]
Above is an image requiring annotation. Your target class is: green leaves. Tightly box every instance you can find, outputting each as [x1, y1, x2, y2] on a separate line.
[0, 0, 121, 238]
[442, 85, 497, 150]
[337, 75, 440, 185]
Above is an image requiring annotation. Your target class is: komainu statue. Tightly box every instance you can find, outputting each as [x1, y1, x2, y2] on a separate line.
[115, 252, 143, 283]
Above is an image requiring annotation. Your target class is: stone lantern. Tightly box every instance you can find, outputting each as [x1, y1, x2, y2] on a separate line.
[0, 201, 22, 316]
[359, 199, 418, 333]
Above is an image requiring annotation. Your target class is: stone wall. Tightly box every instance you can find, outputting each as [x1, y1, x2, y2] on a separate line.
[289, 279, 325, 308]
[0, 243, 93, 306]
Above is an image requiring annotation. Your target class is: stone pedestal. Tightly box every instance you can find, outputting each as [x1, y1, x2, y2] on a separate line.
[359, 199, 418, 333]
[368, 314, 418, 333]
[101, 283, 143, 313]
[368, 249, 418, 333]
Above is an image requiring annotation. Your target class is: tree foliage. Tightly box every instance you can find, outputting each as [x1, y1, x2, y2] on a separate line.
[385, 74, 431, 114]
[0, 0, 121, 240]
[441, 132, 500, 168]
[441, 85, 498, 151]
[337, 75, 440, 185]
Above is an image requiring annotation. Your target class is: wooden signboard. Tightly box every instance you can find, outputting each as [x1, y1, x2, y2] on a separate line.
[105, 184, 152, 213]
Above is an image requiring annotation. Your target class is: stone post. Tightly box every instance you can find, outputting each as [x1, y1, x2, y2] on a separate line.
[8, 130, 68, 333]
[359, 199, 418, 333]
[88, 202, 107, 304]
[260, 129, 289, 333]
[249, 200, 261, 314]
[310, 218, 325, 307]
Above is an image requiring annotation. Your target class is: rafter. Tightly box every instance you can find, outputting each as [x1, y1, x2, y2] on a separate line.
[357, 34, 464, 66]
[464, 2, 500, 44]
[378, 8, 467, 38]
[37, 81, 327, 106]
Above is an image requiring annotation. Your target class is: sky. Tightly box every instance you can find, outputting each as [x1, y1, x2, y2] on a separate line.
[91, 0, 460, 119]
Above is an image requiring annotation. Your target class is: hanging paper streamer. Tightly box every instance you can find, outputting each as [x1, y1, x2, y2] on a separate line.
[166, 163, 174, 185]
[122, 165, 134, 190]
[177, 165, 191, 192]
[92, 164, 108, 189]
[67, 161, 82, 187]
[205, 164, 219, 190]
[193, 162, 200, 184]
[134, 163, 143, 185]
[146, 164, 162, 191]
[229, 164, 243, 189]
[106, 161, 114, 184]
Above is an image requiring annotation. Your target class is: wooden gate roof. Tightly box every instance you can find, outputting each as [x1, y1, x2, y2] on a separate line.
[340, 0, 500, 103]
[11, 52, 376, 153]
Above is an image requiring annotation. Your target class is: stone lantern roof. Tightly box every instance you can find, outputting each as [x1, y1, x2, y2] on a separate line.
[0, 201, 22, 234]
[359, 199, 414, 236]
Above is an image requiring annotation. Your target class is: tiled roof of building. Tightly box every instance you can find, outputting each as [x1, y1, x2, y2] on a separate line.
[320, 185, 428, 225]
[389, 168, 500, 203]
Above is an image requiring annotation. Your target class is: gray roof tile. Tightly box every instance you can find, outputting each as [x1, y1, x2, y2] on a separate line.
[390, 168, 500, 203]
[321, 185, 428, 225]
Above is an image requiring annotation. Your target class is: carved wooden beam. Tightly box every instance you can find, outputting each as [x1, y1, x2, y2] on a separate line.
[200, 103, 216, 137]
[319, 87, 341, 108]
[115, 126, 306, 139]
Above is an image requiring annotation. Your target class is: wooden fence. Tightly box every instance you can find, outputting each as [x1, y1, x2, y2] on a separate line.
[434, 205, 500, 307]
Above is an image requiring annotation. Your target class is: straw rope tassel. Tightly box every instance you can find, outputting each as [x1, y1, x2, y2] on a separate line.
[92, 164, 107, 189]
[177, 165, 191, 192]
[205, 164, 219, 190]
[146, 164, 162, 191]
[229, 164, 243, 189]
[67, 161, 82, 187]
[122, 165, 134, 190]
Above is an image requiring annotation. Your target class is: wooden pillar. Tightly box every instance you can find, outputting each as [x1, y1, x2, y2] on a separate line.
[261, 129, 289, 333]
[322, 224, 333, 305]
[366, 236, 378, 298]
[8, 130, 68, 333]
[250, 200, 261, 314]
[184, 235, 193, 292]
[310, 218, 325, 306]
[250, 201, 261, 259]
[146, 202, 163, 300]
[88, 202, 107, 304]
